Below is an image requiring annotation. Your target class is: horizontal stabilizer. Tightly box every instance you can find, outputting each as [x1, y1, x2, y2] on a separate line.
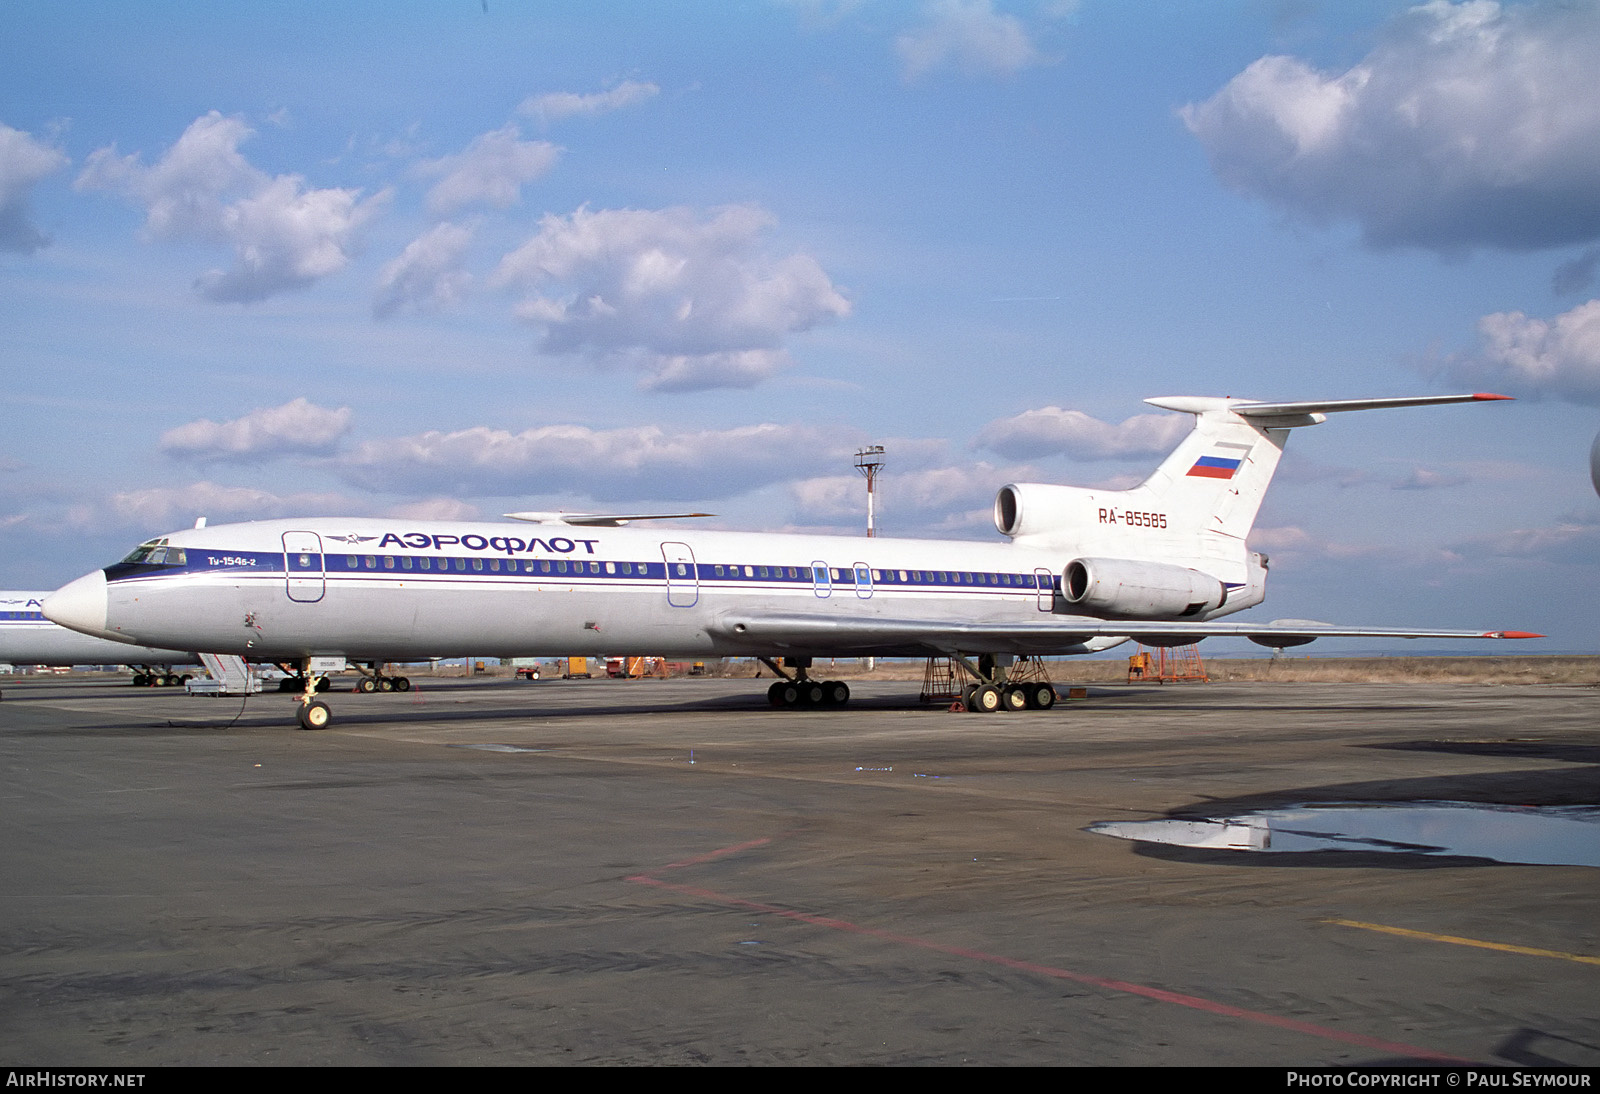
[1232, 393, 1511, 417]
[1144, 393, 1510, 430]
[503, 510, 714, 527]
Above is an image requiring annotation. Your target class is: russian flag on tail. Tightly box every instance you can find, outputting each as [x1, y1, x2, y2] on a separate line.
[1187, 455, 1243, 479]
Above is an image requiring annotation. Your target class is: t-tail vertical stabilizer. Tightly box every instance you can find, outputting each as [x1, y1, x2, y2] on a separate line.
[993, 393, 1510, 620]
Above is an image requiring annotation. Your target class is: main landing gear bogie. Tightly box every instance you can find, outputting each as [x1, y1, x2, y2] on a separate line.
[949, 654, 1059, 714]
[766, 678, 851, 709]
[760, 657, 850, 710]
[356, 662, 411, 693]
[960, 682, 1056, 713]
[132, 671, 191, 688]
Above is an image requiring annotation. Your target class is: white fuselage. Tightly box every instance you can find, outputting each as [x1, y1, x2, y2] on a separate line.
[54, 517, 1257, 662]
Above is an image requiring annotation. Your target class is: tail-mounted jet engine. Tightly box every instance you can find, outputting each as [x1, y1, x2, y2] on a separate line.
[993, 483, 1082, 539]
[1062, 557, 1226, 620]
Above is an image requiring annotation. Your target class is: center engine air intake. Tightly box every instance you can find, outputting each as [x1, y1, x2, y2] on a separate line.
[994, 483, 1083, 539]
[1063, 557, 1226, 619]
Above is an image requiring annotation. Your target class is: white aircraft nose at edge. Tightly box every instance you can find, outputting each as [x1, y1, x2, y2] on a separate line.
[44, 392, 1540, 730]
[0, 590, 197, 698]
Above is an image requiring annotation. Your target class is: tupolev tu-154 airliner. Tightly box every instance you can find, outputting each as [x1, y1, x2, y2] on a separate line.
[44, 393, 1539, 729]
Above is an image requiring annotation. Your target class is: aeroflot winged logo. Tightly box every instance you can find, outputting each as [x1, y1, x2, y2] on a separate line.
[1187, 442, 1252, 480]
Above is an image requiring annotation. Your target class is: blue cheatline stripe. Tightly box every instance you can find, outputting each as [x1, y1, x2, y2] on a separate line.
[107, 550, 1067, 594]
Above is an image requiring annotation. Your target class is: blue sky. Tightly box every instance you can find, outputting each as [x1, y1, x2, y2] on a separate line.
[3, 1, 1597, 648]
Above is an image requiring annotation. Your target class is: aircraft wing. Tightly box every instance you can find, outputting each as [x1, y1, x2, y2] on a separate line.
[504, 510, 714, 526]
[710, 611, 1541, 657]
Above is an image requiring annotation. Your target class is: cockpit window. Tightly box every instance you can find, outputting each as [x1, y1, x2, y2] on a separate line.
[119, 539, 187, 566]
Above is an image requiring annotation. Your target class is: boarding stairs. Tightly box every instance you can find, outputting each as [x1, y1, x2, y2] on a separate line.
[186, 653, 262, 696]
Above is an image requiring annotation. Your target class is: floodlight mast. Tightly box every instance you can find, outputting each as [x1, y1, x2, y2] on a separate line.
[854, 445, 885, 537]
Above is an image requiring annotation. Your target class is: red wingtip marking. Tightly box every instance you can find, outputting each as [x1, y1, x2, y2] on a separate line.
[1472, 392, 1513, 401]
[1486, 630, 1543, 639]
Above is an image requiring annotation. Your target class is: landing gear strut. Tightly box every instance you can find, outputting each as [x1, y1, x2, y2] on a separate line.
[759, 657, 850, 709]
[293, 658, 333, 730]
[274, 664, 330, 693]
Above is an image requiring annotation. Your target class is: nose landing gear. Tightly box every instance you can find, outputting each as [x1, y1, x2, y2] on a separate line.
[296, 698, 332, 730]
[293, 658, 334, 730]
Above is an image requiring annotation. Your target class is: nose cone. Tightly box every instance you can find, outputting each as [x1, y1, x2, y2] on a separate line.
[44, 570, 119, 641]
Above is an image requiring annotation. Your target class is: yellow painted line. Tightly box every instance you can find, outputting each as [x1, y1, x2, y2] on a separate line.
[1327, 919, 1600, 967]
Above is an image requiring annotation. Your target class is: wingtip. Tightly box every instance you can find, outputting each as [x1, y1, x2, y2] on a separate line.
[1484, 630, 1543, 639]
[1472, 392, 1514, 401]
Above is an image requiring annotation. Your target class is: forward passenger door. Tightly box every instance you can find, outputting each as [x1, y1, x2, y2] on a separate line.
[283, 531, 325, 603]
[661, 542, 698, 607]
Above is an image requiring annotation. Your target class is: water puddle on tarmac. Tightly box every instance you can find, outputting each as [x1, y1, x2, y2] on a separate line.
[1087, 802, 1600, 867]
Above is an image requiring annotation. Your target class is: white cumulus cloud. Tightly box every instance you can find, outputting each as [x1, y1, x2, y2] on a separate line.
[519, 80, 660, 125]
[76, 111, 388, 301]
[1466, 516, 1600, 565]
[1247, 525, 1315, 553]
[106, 482, 354, 531]
[790, 462, 1026, 534]
[0, 122, 69, 253]
[974, 407, 1189, 461]
[897, 0, 1046, 80]
[374, 222, 474, 318]
[1391, 466, 1469, 491]
[1182, 1, 1600, 252]
[416, 124, 560, 216]
[491, 204, 850, 391]
[385, 497, 482, 522]
[1442, 298, 1600, 404]
[159, 398, 353, 462]
[336, 421, 854, 502]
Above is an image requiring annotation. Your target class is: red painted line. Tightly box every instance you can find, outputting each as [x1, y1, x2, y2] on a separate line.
[631, 836, 773, 875]
[628, 840, 1474, 1064]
